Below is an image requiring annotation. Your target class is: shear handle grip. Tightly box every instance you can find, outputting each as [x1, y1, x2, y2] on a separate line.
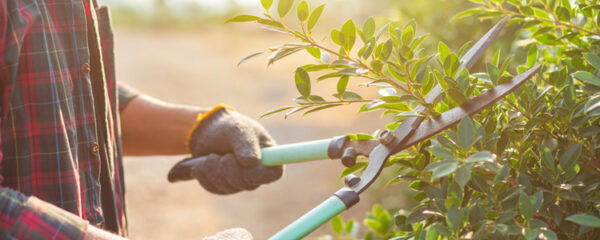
[167, 138, 335, 182]
[269, 196, 346, 240]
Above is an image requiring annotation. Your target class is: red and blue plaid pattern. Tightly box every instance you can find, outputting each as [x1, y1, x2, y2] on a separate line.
[0, 0, 136, 237]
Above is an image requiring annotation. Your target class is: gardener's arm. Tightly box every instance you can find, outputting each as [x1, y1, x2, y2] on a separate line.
[0, 187, 124, 239]
[120, 94, 206, 156]
[120, 93, 283, 194]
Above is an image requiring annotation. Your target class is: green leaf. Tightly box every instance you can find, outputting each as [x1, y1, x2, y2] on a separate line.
[333, 91, 362, 101]
[277, 0, 294, 18]
[331, 215, 343, 235]
[425, 160, 453, 172]
[268, 47, 304, 65]
[341, 19, 357, 51]
[301, 64, 329, 72]
[307, 95, 325, 103]
[260, 106, 293, 118]
[540, 229, 558, 240]
[585, 95, 600, 116]
[284, 106, 310, 118]
[261, 0, 273, 10]
[378, 40, 393, 60]
[486, 63, 501, 85]
[401, 26, 414, 46]
[438, 41, 451, 63]
[425, 160, 459, 179]
[430, 223, 451, 237]
[296, 1, 309, 23]
[539, 145, 555, 171]
[565, 214, 600, 228]
[330, 29, 342, 46]
[584, 53, 600, 71]
[452, 8, 483, 20]
[345, 219, 356, 235]
[224, 15, 260, 24]
[556, 6, 570, 21]
[293, 96, 310, 104]
[446, 207, 464, 233]
[434, 163, 459, 180]
[364, 219, 383, 235]
[394, 215, 412, 232]
[457, 116, 475, 151]
[519, 192, 534, 220]
[337, 76, 349, 94]
[426, 144, 455, 159]
[257, 19, 284, 28]
[466, 151, 493, 163]
[455, 164, 471, 188]
[304, 104, 342, 115]
[559, 143, 582, 171]
[533, 7, 552, 20]
[362, 17, 376, 40]
[305, 47, 320, 60]
[443, 53, 460, 77]
[527, 45, 538, 68]
[524, 228, 539, 240]
[446, 88, 467, 105]
[370, 59, 383, 72]
[317, 72, 342, 81]
[519, 6, 534, 16]
[307, 4, 325, 31]
[294, 67, 311, 98]
[340, 161, 367, 178]
[237, 51, 264, 67]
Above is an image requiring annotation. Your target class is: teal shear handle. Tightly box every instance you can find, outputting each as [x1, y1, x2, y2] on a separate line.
[269, 196, 347, 240]
[260, 138, 332, 166]
[167, 138, 342, 182]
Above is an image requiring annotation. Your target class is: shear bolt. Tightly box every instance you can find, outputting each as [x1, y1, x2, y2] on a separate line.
[344, 174, 361, 187]
[379, 129, 396, 146]
[341, 147, 357, 167]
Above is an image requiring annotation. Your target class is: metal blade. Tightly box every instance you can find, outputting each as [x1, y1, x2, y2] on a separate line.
[388, 16, 510, 147]
[461, 16, 511, 70]
[391, 65, 540, 153]
[346, 17, 512, 194]
[349, 65, 540, 194]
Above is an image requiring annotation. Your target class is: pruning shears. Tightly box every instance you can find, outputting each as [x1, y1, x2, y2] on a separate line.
[168, 16, 541, 240]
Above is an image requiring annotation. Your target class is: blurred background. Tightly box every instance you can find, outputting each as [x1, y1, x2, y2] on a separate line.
[101, 0, 515, 238]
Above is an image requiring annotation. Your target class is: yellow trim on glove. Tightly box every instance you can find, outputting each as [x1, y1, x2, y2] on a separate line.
[185, 104, 234, 152]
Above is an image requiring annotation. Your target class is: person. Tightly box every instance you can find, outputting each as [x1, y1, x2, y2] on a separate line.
[0, 0, 283, 239]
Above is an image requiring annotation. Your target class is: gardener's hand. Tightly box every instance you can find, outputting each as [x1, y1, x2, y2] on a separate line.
[187, 105, 283, 194]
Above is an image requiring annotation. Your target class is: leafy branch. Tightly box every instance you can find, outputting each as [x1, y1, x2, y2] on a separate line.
[226, 0, 442, 118]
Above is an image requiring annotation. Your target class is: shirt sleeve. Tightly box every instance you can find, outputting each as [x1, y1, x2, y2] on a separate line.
[118, 82, 140, 113]
[0, 187, 89, 239]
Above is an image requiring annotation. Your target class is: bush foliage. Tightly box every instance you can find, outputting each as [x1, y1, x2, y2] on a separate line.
[227, 0, 600, 239]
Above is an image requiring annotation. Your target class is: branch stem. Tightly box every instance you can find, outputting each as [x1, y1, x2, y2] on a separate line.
[267, 15, 413, 95]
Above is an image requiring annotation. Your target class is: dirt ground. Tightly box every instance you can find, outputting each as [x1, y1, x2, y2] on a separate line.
[115, 25, 393, 239]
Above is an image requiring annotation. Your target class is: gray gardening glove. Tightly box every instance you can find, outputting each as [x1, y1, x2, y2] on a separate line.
[187, 105, 283, 195]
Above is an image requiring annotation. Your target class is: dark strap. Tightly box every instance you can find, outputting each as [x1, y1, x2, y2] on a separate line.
[85, 0, 119, 233]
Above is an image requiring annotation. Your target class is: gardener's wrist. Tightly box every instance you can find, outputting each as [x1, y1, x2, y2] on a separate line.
[186, 104, 234, 155]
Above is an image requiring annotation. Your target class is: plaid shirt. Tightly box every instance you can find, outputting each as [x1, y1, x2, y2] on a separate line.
[0, 0, 137, 238]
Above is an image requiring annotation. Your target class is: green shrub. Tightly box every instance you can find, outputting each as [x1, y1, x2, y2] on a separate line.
[228, 0, 600, 239]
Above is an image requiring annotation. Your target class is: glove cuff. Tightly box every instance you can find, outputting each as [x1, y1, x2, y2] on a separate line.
[186, 104, 234, 153]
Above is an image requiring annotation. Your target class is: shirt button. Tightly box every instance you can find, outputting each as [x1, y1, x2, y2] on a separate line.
[81, 63, 91, 75]
[90, 143, 99, 155]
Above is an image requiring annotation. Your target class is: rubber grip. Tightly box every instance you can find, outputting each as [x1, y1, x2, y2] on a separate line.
[168, 138, 333, 182]
[269, 196, 346, 240]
